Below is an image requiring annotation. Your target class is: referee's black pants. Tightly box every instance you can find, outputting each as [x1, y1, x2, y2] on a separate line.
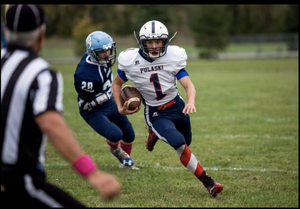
[1, 165, 85, 207]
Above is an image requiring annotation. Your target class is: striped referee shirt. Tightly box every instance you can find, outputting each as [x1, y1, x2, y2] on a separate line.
[1, 44, 63, 167]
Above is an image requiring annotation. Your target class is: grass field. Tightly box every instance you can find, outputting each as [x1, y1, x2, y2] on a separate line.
[44, 56, 298, 207]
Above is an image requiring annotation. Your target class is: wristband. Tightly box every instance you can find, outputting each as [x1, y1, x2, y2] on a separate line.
[72, 154, 97, 177]
[95, 92, 109, 105]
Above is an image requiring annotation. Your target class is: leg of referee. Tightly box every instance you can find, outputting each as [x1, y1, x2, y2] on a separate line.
[1, 171, 85, 207]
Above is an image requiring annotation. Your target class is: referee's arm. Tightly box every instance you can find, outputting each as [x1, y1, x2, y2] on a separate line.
[35, 110, 121, 201]
[35, 110, 84, 163]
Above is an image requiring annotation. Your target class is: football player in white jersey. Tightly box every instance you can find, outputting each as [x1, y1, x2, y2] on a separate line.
[113, 20, 223, 197]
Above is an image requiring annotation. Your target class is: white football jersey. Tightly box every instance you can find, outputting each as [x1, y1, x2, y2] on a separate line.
[118, 45, 187, 106]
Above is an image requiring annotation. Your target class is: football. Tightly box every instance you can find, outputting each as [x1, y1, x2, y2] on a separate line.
[120, 85, 142, 111]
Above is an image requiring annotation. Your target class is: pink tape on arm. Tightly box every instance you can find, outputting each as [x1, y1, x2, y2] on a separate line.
[72, 154, 97, 177]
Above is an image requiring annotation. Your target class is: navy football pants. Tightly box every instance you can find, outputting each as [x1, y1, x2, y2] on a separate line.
[80, 99, 135, 143]
[144, 95, 192, 150]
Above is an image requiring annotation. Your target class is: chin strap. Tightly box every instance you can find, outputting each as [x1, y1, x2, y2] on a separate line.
[169, 31, 177, 42]
[133, 31, 139, 44]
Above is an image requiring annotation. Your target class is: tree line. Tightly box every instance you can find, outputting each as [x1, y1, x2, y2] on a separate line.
[1, 4, 298, 57]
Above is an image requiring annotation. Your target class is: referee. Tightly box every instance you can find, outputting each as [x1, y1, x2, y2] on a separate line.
[1, 5, 120, 207]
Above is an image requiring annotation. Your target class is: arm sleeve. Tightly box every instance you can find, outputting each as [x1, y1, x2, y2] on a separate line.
[79, 88, 94, 102]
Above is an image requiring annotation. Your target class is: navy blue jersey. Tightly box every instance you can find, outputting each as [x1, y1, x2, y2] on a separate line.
[74, 53, 135, 144]
[74, 53, 113, 103]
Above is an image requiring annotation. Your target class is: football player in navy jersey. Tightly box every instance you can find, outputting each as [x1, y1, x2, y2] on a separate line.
[113, 20, 223, 197]
[74, 31, 139, 169]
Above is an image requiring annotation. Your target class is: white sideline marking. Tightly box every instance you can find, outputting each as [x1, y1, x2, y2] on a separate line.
[190, 116, 295, 123]
[155, 165, 298, 174]
[74, 132, 297, 141]
[44, 162, 298, 174]
[203, 134, 297, 140]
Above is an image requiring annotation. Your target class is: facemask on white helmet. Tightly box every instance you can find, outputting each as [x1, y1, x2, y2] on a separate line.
[134, 20, 177, 59]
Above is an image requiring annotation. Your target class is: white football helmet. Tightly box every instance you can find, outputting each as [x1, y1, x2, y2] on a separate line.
[134, 20, 177, 59]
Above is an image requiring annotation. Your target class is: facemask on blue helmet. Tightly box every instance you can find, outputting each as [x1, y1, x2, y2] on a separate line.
[86, 31, 116, 67]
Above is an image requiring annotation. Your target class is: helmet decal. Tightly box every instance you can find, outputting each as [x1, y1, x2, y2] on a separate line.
[151, 21, 155, 33]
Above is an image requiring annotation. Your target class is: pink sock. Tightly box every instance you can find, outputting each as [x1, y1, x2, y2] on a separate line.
[120, 141, 133, 155]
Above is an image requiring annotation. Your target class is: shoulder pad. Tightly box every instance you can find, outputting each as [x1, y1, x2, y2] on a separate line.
[166, 45, 187, 62]
[118, 48, 139, 67]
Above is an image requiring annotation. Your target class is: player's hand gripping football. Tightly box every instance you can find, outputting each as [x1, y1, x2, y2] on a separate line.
[119, 100, 141, 115]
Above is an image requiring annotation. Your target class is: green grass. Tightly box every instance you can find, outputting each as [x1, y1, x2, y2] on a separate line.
[44, 56, 298, 207]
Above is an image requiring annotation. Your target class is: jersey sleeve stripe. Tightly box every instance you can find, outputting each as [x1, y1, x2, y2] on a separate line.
[176, 68, 189, 80]
[117, 69, 128, 82]
[33, 70, 58, 115]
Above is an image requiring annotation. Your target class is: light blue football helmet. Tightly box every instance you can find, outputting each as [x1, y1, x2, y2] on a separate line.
[85, 31, 116, 67]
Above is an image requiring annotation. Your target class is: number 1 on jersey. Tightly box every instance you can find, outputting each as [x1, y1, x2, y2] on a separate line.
[150, 73, 167, 101]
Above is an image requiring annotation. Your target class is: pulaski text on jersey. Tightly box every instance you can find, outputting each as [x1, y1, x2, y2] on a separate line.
[140, 65, 164, 73]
